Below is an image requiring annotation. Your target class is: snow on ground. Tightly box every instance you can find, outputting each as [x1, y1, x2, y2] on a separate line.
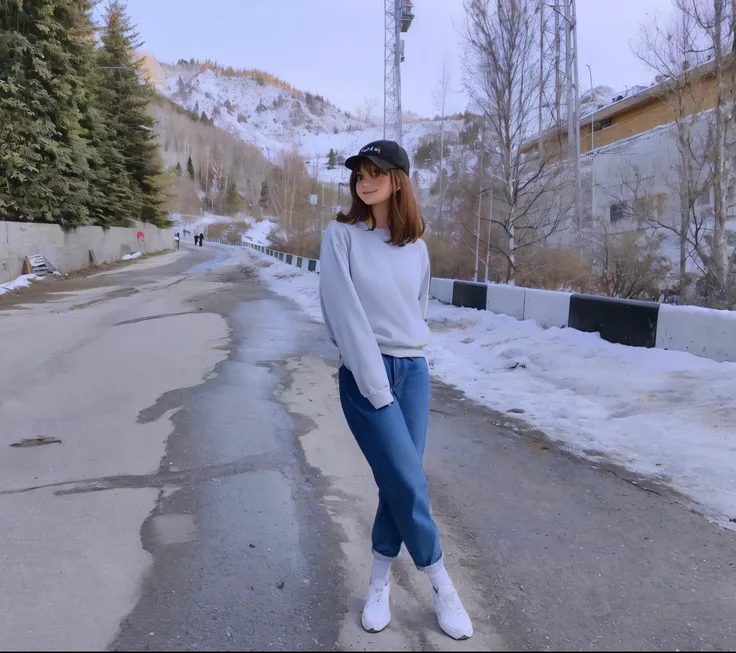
[241, 244, 736, 529]
[241, 218, 277, 246]
[121, 252, 142, 261]
[0, 274, 41, 296]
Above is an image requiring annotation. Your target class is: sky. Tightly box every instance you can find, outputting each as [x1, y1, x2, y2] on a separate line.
[123, 0, 673, 118]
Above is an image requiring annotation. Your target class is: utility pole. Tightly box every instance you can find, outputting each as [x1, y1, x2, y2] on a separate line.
[572, 0, 582, 229]
[439, 112, 446, 225]
[384, 0, 414, 145]
[586, 63, 595, 222]
[474, 122, 484, 283]
[563, 0, 582, 229]
[484, 192, 493, 283]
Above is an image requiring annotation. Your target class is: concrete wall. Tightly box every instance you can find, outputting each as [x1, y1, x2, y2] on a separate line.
[0, 221, 174, 283]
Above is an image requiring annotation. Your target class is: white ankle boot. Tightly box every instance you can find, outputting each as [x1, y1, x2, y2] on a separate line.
[361, 577, 391, 633]
[425, 560, 473, 640]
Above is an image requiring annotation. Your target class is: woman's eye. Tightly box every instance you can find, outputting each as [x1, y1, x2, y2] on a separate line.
[356, 175, 364, 181]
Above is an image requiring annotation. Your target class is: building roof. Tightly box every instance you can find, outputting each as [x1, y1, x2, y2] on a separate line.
[525, 56, 721, 150]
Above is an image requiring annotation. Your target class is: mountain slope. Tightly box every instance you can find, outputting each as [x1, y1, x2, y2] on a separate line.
[145, 57, 469, 183]
[145, 56, 624, 193]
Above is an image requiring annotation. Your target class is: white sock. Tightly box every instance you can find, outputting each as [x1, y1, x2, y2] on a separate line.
[370, 556, 393, 583]
[425, 561, 455, 593]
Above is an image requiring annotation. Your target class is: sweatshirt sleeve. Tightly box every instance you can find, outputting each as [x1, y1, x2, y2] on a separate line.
[319, 224, 394, 409]
[419, 242, 430, 320]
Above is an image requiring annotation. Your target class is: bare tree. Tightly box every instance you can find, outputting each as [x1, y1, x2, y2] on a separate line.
[463, 0, 571, 283]
[635, 2, 708, 299]
[636, 0, 735, 305]
[271, 148, 310, 229]
[432, 55, 453, 229]
[150, 98, 267, 217]
[356, 96, 379, 126]
[686, 0, 734, 302]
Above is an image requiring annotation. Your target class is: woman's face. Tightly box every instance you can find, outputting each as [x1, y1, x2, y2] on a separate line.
[355, 164, 394, 206]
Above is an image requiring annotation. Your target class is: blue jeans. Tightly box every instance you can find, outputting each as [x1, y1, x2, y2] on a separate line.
[339, 355, 443, 569]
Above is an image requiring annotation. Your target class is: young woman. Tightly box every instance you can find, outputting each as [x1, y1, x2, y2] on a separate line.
[319, 140, 473, 640]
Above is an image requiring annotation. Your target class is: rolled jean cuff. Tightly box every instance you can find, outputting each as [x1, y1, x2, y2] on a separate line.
[371, 549, 399, 563]
[416, 551, 444, 572]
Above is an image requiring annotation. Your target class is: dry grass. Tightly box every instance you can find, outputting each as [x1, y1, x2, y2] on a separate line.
[515, 245, 594, 292]
[268, 228, 321, 259]
[424, 231, 476, 280]
[206, 220, 252, 242]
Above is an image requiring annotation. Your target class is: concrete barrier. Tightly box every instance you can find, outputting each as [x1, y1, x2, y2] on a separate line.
[486, 284, 526, 320]
[656, 303, 736, 362]
[523, 288, 571, 329]
[431, 278, 455, 304]
[243, 241, 736, 365]
[0, 220, 173, 283]
[569, 294, 660, 348]
[429, 278, 439, 300]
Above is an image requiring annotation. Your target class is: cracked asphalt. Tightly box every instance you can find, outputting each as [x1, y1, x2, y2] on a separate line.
[1, 243, 734, 652]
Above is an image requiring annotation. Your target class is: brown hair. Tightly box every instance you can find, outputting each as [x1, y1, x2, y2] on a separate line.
[336, 158, 425, 247]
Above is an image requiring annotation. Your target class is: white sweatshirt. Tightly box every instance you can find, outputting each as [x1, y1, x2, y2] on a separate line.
[319, 220, 431, 410]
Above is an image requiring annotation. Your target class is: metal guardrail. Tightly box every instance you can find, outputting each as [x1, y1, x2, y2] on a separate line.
[206, 238, 320, 273]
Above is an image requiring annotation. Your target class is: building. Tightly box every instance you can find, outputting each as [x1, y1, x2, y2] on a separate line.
[524, 57, 736, 276]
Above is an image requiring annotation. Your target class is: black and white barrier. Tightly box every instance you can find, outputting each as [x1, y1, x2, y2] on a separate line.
[239, 240, 320, 273]
[430, 278, 736, 363]
[213, 238, 736, 364]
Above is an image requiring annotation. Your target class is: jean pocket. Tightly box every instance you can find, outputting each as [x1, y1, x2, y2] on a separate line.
[339, 365, 364, 411]
[340, 366, 393, 413]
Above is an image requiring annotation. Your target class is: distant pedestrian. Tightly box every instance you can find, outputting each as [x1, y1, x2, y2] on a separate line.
[174, 232, 180, 250]
[194, 233, 198, 246]
[319, 140, 473, 640]
[198, 233, 204, 247]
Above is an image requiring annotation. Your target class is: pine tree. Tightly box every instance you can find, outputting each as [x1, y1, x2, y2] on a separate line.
[327, 148, 337, 170]
[259, 181, 269, 209]
[77, 1, 137, 227]
[187, 155, 195, 179]
[0, 0, 94, 226]
[225, 181, 243, 214]
[96, 1, 168, 226]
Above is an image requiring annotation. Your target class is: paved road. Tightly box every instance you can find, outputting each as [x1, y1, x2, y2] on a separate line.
[1, 243, 734, 651]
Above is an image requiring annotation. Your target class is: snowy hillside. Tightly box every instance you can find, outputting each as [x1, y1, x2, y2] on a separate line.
[148, 56, 628, 190]
[147, 57, 463, 184]
[158, 62, 362, 152]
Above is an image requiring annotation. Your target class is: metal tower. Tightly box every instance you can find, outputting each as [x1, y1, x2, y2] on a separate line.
[384, 0, 414, 145]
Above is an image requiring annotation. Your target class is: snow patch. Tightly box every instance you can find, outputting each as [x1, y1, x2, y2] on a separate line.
[243, 245, 736, 530]
[241, 219, 277, 246]
[0, 274, 41, 295]
[122, 252, 142, 261]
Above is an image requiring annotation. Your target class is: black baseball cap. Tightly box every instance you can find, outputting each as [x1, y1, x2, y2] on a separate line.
[345, 140, 411, 176]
